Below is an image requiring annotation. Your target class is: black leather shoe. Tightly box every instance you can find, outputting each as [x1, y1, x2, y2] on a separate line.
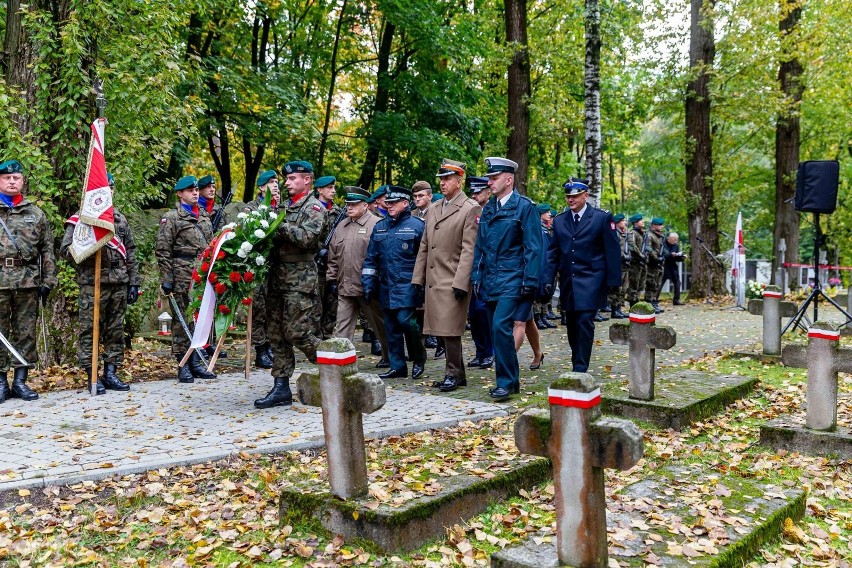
[543, 317, 557, 329]
[0, 375, 9, 403]
[375, 358, 390, 369]
[466, 357, 482, 368]
[10, 367, 38, 401]
[479, 356, 494, 368]
[434, 346, 445, 359]
[378, 368, 407, 379]
[189, 352, 216, 379]
[424, 335, 438, 349]
[371, 340, 383, 356]
[255, 345, 274, 369]
[611, 309, 628, 319]
[490, 387, 512, 401]
[438, 375, 467, 392]
[653, 302, 665, 314]
[546, 307, 558, 320]
[103, 363, 130, 391]
[412, 363, 425, 380]
[490, 384, 520, 395]
[673, 300, 685, 306]
[177, 364, 194, 383]
[560, 313, 567, 325]
[593, 312, 608, 322]
[254, 378, 293, 409]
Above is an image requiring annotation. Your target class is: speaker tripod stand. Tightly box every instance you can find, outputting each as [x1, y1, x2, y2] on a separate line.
[782, 213, 852, 334]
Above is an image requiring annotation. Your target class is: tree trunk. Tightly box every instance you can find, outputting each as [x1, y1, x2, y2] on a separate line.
[3, 0, 38, 139]
[505, 0, 530, 194]
[773, 0, 803, 286]
[357, 20, 395, 190]
[584, 0, 602, 205]
[318, 0, 348, 176]
[685, 0, 724, 299]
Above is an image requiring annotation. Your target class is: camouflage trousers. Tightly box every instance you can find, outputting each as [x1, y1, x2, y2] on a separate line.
[313, 272, 338, 340]
[644, 263, 664, 303]
[169, 290, 193, 358]
[609, 264, 630, 310]
[0, 288, 38, 371]
[78, 283, 127, 367]
[266, 288, 320, 380]
[627, 262, 647, 306]
[251, 283, 268, 347]
[534, 301, 549, 317]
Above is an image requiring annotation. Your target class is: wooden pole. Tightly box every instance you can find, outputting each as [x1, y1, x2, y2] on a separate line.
[245, 303, 253, 382]
[206, 332, 227, 372]
[90, 249, 102, 396]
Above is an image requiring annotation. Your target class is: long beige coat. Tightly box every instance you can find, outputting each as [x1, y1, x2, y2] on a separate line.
[412, 193, 481, 336]
[327, 211, 379, 296]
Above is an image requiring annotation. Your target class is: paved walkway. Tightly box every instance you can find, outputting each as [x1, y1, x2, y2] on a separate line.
[0, 302, 761, 491]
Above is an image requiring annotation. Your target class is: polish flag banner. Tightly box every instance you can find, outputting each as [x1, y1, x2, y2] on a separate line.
[69, 119, 115, 263]
[732, 211, 746, 308]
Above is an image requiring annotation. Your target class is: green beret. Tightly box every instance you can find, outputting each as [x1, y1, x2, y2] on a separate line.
[107, 172, 115, 187]
[256, 169, 277, 187]
[174, 175, 197, 191]
[314, 175, 335, 189]
[282, 160, 313, 174]
[629, 213, 643, 224]
[537, 203, 551, 215]
[550, 208, 557, 216]
[651, 217, 665, 225]
[0, 160, 23, 175]
[613, 213, 625, 223]
[431, 193, 443, 203]
[197, 175, 215, 187]
[368, 185, 389, 203]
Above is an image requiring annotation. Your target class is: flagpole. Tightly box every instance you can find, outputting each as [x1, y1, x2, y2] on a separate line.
[244, 303, 252, 382]
[89, 81, 107, 396]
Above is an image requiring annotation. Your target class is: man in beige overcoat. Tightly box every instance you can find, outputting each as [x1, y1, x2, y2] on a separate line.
[412, 159, 482, 392]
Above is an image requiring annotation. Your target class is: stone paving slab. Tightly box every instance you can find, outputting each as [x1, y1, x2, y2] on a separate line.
[0, 369, 507, 492]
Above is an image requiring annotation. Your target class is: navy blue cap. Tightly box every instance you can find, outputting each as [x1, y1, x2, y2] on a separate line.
[466, 176, 488, 194]
[384, 185, 412, 203]
[563, 178, 589, 195]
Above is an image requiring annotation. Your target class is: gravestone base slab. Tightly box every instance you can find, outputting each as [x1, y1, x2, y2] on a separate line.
[280, 458, 551, 553]
[602, 371, 758, 430]
[760, 416, 852, 459]
[492, 468, 805, 568]
[733, 351, 781, 364]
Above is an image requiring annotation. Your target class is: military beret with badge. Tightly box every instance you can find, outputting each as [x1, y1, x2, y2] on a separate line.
[0, 160, 23, 175]
[174, 175, 197, 191]
[282, 160, 313, 174]
[314, 175, 336, 189]
[367, 185, 389, 203]
[197, 174, 215, 188]
[256, 169, 277, 187]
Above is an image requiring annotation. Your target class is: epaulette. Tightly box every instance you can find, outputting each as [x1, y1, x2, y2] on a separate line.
[519, 195, 535, 205]
[553, 210, 568, 219]
[596, 207, 610, 214]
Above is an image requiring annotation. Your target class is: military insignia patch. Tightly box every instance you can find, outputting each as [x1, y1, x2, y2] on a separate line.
[610, 222, 615, 230]
[160, 218, 168, 225]
[312, 205, 322, 212]
[475, 215, 480, 225]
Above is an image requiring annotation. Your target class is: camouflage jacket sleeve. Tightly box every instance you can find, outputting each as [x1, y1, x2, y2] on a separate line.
[38, 213, 58, 287]
[59, 219, 75, 260]
[123, 219, 142, 286]
[278, 202, 325, 252]
[155, 214, 176, 285]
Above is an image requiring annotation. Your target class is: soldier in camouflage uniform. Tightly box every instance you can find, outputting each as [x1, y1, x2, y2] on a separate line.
[313, 175, 343, 339]
[254, 160, 327, 409]
[643, 217, 666, 314]
[0, 160, 57, 403]
[60, 173, 140, 394]
[627, 214, 647, 308]
[607, 213, 629, 319]
[198, 175, 229, 233]
[243, 169, 279, 369]
[155, 175, 216, 383]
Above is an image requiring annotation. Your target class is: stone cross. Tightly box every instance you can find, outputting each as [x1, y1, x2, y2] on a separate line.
[515, 373, 643, 568]
[609, 301, 676, 401]
[781, 321, 851, 431]
[296, 337, 386, 499]
[747, 285, 797, 355]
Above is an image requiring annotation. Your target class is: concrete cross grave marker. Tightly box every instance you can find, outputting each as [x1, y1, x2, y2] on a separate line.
[514, 373, 643, 568]
[296, 338, 386, 499]
[781, 322, 850, 431]
[609, 302, 676, 401]
[747, 285, 798, 355]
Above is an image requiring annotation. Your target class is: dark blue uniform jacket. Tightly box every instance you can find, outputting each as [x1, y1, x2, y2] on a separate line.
[543, 206, 621, 311]
[472, 190, 542, 301]
[361, 209, 425, 310]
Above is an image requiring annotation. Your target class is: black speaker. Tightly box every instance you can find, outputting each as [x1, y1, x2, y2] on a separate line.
[795, 160, 839, 214]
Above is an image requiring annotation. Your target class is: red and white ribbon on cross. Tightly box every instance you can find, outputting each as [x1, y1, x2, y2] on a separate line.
[763, 291, 783, 299]
[807, 329, 840, 341]
[317, 349, 358, 366]
[548, 387, 601, 409]
[629, 313, 656, 324]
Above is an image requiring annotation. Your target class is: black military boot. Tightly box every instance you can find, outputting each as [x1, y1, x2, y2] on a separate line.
[255, 344, 274, 369]
[542, 314, 557, 329]
[103, 363, 130, 391]
[652, 301, 665, 314]
[254, 378, 293, 409]
[189, 352, 216, 379]
[560, 311, 567, 325]
[361, 328, 376, 344]
[0, 373, 10, 403]
[84, 366, 106, 395]
[10, 367, 38, 401]
[533, 313, 544, 329]
[371, 340, 382, 356]
[546, 305, 558, 320]
[177, 364, 194, 383]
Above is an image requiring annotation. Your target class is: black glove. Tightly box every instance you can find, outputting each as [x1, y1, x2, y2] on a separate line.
[364, 289, 375, 304]
[315, 248, 329, 271]
[38, 285, 52, 304]
[161, 282, 174, 295]
[520, 285, 536, 300]
[412, 284, 425, 305]
[607, 286, 620, 296]
[453, 287, 468, 301]
[541, 284, 553, 298]
[127, 285, 140, 305]
[326, 280, 338, 298]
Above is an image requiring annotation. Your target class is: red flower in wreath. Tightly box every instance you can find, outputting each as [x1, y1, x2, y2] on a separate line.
[243, 271, 255, 283]
[229, 271, 241, 283]
[200, 261, 210, 273]
[191, 270, 202, 283]
[218, 304, 231, 314]
[214, 282, 227, 295]
[208, 272, 218, 284]
[202, 248, 212, 260]
[216, 250, 225, 260]
[242, 298, 252, 305]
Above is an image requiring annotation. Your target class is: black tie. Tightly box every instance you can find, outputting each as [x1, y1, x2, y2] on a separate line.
[574, 213, 580, 225]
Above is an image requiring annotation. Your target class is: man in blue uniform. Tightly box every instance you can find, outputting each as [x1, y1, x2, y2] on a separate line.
[361, 186, 426, 380]
[472, 158, 542, 401]
[465, 176, 493, 369]
[542, 178, 621, 372]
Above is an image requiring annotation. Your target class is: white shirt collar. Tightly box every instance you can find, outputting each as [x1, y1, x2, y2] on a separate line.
[498, 191, 513, 207]
[572, 204, 588, 220]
